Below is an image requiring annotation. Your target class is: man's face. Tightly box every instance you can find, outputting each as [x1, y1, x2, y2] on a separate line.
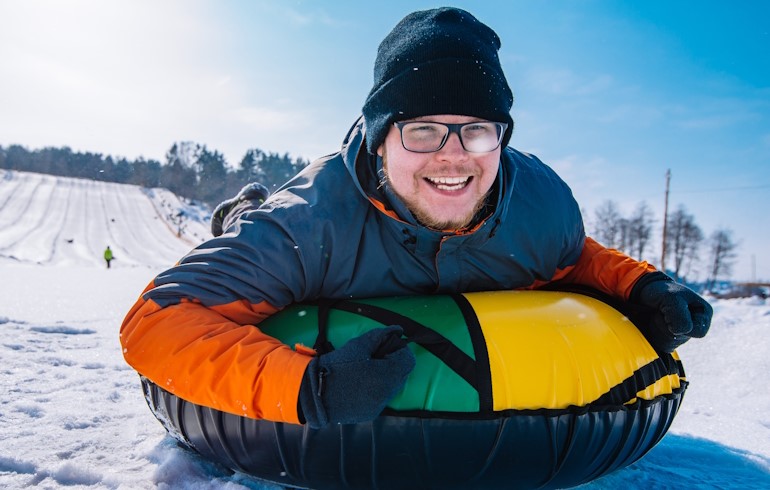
[378, 115, 501, 230]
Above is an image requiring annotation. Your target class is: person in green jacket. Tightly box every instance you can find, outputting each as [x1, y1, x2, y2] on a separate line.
[104, 246, 114, 269]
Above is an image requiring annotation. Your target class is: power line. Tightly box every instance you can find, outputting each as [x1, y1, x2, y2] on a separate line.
[630, 182, 770, 201]
[673, 183, 770, 194]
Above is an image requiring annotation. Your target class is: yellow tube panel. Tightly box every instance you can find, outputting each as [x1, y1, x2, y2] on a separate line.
[463, 290, 664, 410]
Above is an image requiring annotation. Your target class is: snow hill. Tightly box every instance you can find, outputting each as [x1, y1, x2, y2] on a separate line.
[0, 169, 210, 268]
[1, 169, 769, 489]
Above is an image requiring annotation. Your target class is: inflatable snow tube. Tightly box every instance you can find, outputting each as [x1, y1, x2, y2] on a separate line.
[141, 290, 687, 489]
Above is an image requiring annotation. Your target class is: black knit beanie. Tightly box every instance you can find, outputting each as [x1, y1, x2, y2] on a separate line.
[362, 7, 514, 155]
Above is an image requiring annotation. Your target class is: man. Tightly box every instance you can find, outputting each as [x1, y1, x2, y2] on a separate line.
[120, 7, 711, 429]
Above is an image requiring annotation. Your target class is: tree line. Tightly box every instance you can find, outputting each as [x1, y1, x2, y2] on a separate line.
[588, 200, 738, 290]
[0, 142, 310, 209]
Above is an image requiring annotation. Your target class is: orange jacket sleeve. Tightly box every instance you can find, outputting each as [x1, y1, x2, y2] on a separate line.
[120, 285, 312, 423]
[550, 236, 657, 299]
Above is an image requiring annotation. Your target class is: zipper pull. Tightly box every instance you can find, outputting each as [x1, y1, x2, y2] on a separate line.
[317, 367, 329, 397]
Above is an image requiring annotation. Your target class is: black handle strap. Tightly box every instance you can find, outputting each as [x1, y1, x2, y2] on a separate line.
[312, 300, 337, 355]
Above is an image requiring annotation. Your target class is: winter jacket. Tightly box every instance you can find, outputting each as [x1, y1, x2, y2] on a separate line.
[120, 117, 655, 424]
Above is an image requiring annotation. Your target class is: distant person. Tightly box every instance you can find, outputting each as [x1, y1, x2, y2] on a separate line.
[121, 7, 712, 429]
[104, 246, 114, 269]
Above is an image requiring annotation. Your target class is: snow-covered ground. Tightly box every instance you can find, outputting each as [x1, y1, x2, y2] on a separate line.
[1, 170, 769, 489]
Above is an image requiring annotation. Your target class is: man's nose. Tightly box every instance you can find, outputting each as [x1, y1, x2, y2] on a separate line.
[439, 131, 467, 154]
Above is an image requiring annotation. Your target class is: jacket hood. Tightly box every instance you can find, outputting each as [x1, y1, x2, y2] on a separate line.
[340, 116, 378, 202]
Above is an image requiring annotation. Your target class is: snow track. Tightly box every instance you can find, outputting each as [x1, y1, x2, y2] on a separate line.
[0, 170, 210, 268]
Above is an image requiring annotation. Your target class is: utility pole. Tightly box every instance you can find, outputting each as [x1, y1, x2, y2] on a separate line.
[660, 169, 671, 273]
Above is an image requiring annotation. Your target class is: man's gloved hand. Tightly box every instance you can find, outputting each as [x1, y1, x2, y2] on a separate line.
[210, 182, 269, 237]
[630, 271, 713, 353]
[298, 326, 416, 429]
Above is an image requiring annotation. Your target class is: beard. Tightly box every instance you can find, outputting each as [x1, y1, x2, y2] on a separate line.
[380, 148, 490, 231]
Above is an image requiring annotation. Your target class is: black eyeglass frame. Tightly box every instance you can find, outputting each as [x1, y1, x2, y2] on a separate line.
[393, 121, 509, 153]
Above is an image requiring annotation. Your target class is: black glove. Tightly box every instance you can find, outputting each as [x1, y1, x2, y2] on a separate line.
[210, 182, 269, 237]
[630, 272, 712, 353]
[298, 326, 416, 429]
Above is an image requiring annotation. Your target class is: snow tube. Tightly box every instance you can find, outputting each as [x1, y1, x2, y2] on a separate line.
[141, 290, 687, 489]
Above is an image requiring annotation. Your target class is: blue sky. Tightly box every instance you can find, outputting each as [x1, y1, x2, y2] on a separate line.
[1, 0, 768, 282]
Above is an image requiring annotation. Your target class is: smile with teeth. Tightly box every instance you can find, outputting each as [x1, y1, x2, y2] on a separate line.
[425, 176, 471, 191]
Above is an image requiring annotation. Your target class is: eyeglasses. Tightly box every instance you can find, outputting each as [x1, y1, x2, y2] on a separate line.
[394, 120, 508, 153]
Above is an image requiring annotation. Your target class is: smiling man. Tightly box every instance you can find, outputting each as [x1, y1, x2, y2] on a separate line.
[121, 7, 712, 429]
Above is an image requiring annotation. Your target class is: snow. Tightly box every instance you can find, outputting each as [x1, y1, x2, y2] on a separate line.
[1, 169, 769, 489]
[0, 169, 209, 268]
